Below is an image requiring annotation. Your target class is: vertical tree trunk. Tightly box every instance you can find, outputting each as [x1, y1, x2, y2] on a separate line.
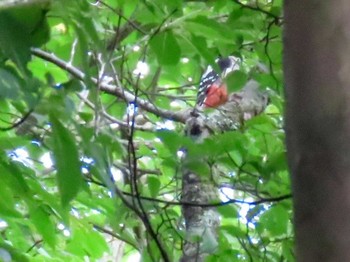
[284, 1, 350, 261]
[180, 81, 268, 261]
[180, 116, 220, 262]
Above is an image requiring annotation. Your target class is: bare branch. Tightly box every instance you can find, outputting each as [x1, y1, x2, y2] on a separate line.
[93, 224, 139, 250]
[0, 108, 34, 131]
[31, 48, 188, 123]
[75, 92, 155, 131]
[231, 0, 281, 21]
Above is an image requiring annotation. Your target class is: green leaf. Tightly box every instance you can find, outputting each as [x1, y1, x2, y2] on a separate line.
[61, 79, 84, 92]
[50, 115, 83, 207]
[267, 41, 282, 63]
[156, 130, 187, 154]
[226, 71, 248, 92]
[29, 205, 56, 247]
[265, 151, 288, 173]
[0, 242, 29, 262]
[0, 184, 22, 218]
[2, 161, 30, 197]
[84, 229, 109, 258]
[0, 68, 21, 99]
[217, 205, 238, 218]
[67, 227, 108, 258]
[147, 176, 161, 197]
[212, 131, 247, 155]
[0, 137, 28, 150]
[7, 5, 50, 47]
[85, 143, 115, 193]
[282, 239, 294, 261]
[186, 16, 235, 42]
[0, 12, 31, 74]
[0, 5, 49, 74]
[150, 30, 181, 65]
[183, 159, 211, 177]
[221, 225, 246, 238]
[258, 205, 290, 237]
[189, 35, 217, 71]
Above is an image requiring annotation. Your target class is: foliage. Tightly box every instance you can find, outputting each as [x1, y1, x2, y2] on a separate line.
[0, 0, 292, 261]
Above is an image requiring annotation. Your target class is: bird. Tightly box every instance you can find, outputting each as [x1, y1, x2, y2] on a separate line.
[196, 56, 240, 108]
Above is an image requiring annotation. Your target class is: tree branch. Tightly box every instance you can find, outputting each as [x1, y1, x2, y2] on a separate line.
[231, 0, 281, 21]
[124, 191, 292, 207]
[75, 92, 155, 131]
[0, 108, 34, 131]
[31, 48, 188, 123]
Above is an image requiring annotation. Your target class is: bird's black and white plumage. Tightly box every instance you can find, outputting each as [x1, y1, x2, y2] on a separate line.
[196, 56, 240, 107]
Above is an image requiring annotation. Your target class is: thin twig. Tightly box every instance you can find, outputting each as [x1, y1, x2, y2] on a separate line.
[31, 48, 188, 123]
[0, 108, 34, 131]
[93, 224, 139, 249]
[75, 92, 154, 131]
[232, 0, 280, 21]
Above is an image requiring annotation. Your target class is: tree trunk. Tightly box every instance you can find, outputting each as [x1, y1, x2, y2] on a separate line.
[284, 1, 350, 261]
[180, 81, 268, 261]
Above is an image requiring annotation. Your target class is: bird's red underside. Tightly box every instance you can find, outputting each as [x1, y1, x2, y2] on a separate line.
[204, 84, 228, 108]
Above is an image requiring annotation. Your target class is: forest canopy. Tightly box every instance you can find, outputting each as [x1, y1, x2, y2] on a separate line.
[0, 0, 291, 261]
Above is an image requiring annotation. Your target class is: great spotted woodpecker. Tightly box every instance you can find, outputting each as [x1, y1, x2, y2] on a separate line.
[196, 56, 240, 108]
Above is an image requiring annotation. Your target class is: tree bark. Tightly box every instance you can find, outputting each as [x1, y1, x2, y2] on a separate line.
[284, 1, 350, 261]
[180, 81, 268, 261]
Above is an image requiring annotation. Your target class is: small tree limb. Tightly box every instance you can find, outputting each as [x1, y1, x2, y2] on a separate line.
[31, 48, 188, 123]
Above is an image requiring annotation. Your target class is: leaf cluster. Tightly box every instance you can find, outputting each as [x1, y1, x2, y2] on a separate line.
[0, 0, 290, 261]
